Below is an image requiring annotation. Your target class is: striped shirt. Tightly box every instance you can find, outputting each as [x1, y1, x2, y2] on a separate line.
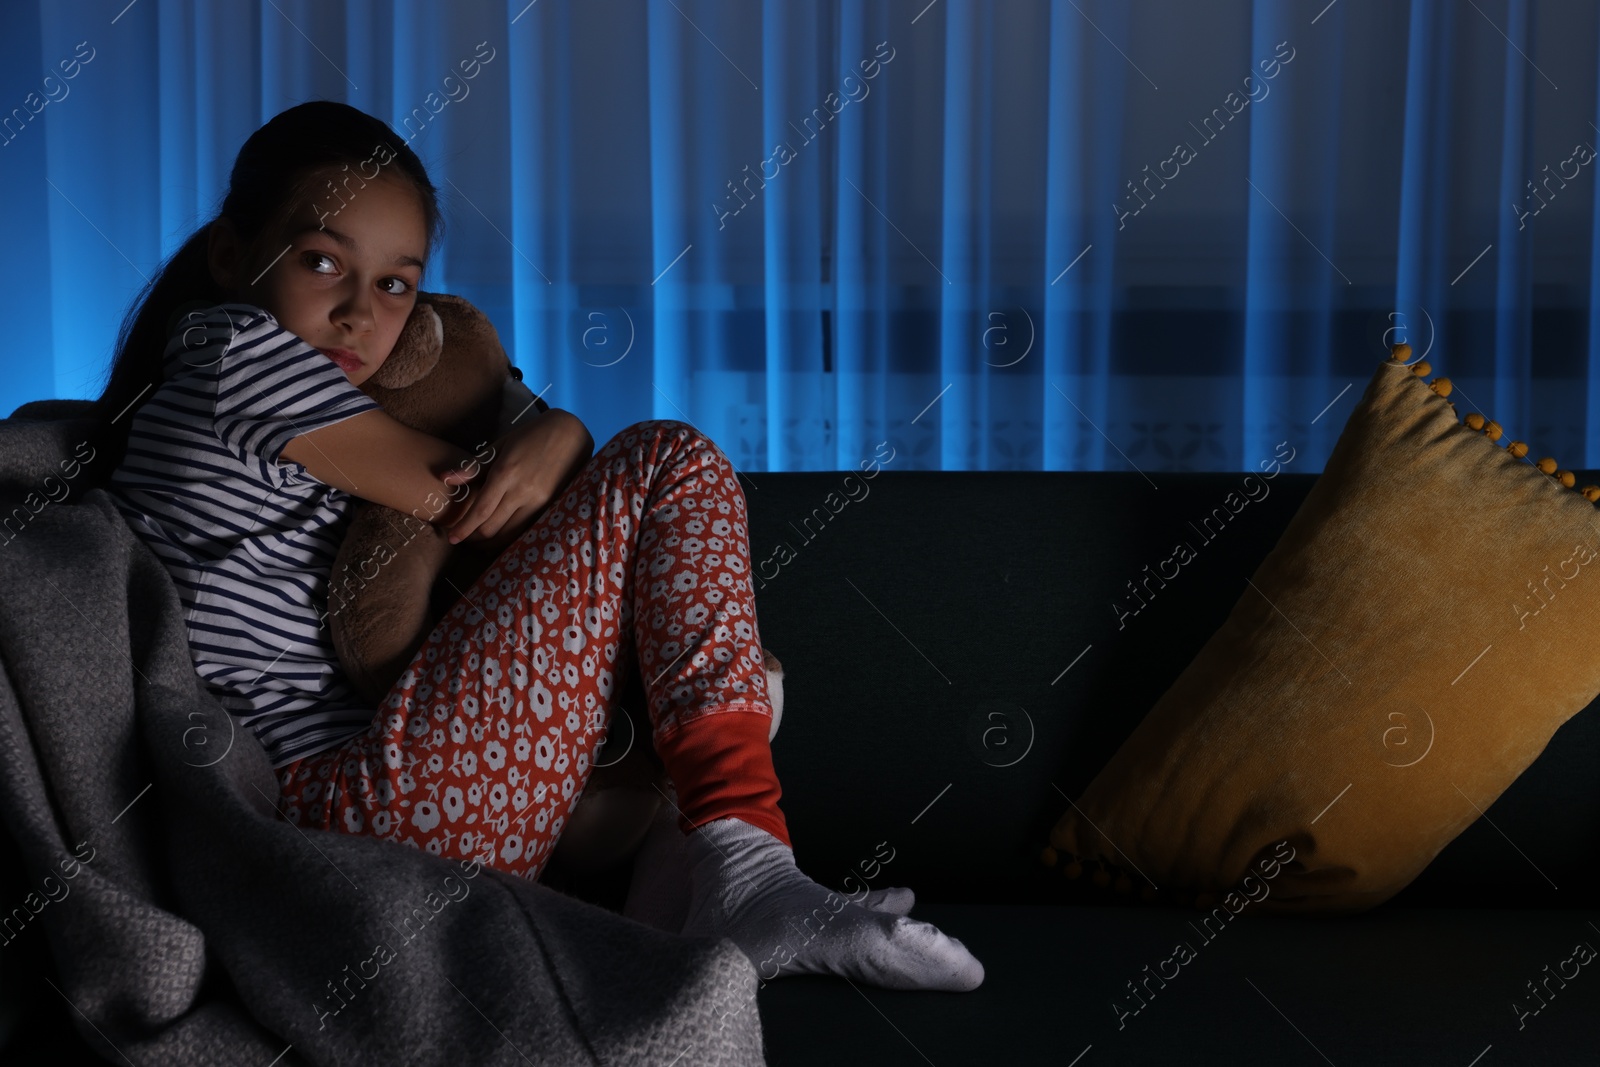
[106, 303, 384, 769]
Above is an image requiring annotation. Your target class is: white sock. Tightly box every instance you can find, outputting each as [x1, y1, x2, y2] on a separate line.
[679, 817, 984, 991]
[621, 796, 919, 935]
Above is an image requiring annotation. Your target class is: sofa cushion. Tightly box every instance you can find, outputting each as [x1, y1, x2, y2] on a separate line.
[1048, 346, 1600, 912]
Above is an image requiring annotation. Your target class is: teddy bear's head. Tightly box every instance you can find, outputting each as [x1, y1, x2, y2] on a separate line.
[359, 291, 517, 448]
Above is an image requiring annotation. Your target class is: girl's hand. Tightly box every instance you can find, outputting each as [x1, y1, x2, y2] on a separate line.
[441, 408, 593, 552]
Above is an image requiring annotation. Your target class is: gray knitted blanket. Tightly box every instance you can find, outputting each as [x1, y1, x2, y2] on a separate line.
[0, 406, 764, 1066]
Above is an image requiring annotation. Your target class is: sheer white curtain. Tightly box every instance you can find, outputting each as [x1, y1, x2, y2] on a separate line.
[2, 0, 1594, 472]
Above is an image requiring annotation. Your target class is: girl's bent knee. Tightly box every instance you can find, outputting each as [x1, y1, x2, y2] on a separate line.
[635, 419, 702, 444]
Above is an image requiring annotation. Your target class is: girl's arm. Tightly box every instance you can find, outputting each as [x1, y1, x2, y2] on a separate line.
[280, 409, 482, 528]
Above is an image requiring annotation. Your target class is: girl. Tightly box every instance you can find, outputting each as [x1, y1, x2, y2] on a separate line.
[91, 100, 981, 992]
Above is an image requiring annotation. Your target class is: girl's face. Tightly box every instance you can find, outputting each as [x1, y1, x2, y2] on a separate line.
[214, 171, 428, 388]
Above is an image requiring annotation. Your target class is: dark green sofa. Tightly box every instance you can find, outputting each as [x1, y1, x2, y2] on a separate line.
[4, 463, 1597, 1064]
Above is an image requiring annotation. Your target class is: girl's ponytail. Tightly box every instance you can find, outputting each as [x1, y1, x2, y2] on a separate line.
[87, 229, 226, 481]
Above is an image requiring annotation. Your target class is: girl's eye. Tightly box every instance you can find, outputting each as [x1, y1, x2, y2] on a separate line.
[301, 252, 411, 296]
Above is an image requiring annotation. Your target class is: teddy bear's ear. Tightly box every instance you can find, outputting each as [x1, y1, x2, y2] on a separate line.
[370, 298, 443, 390]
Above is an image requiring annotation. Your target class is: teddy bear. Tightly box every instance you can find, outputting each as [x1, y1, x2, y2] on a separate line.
[326, 291, 784, 876]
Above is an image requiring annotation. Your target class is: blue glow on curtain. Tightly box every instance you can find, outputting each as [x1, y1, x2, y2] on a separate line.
[1043, 0, 1123, 473]
[4, 0, 1598, 473]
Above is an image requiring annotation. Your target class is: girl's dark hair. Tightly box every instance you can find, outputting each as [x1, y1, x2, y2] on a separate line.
[87, 100, 444, 475]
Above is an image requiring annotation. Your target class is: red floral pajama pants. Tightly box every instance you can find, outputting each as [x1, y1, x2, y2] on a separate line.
[276, 420, 788, 881]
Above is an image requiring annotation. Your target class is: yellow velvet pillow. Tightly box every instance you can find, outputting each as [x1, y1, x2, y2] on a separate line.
[1046, 345, 1600, 913]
